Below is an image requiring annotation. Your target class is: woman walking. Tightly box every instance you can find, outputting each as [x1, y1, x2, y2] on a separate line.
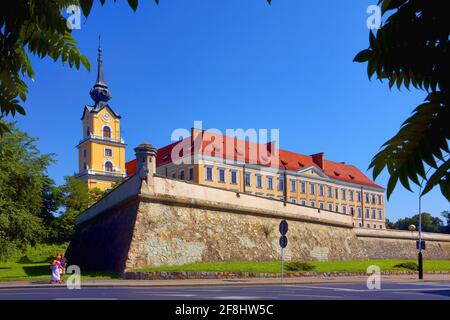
[50, 254, 62, 284]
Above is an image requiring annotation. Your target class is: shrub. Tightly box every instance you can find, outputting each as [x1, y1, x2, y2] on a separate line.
[261, 225, 273, 238]
[285, 261, 315, 271]
[394, 262, 418, 271]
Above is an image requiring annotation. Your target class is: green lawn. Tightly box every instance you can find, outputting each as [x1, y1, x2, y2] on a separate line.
[0, 243, 118, 282]
[133, 260, 450, 273]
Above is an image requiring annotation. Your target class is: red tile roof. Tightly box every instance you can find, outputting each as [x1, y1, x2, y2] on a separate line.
[125, 129, 383, 189]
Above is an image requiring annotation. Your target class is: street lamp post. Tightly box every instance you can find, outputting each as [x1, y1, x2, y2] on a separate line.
[418, 187, 423, 280]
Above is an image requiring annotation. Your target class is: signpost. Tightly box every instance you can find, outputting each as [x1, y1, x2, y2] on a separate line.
[279, 220, 288, 283]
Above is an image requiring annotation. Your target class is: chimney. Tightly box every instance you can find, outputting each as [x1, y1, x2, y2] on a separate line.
[311, 152, 325, 170]
[134, 142, 157, 180]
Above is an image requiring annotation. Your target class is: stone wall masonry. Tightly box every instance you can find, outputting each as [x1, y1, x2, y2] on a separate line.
[67, 170, 450, 273]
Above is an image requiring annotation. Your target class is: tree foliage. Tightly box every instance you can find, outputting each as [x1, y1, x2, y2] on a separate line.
[354, 0, 450, 201]
[0, 122, 54, 259]
[387, 212, 445, 233]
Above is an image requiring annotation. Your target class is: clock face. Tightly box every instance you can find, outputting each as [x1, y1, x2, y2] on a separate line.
[103, 113, 110, 121]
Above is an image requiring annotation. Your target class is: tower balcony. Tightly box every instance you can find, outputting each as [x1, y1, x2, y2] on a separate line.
[76, 168, 127, 179]
[78, 133, 125, 146]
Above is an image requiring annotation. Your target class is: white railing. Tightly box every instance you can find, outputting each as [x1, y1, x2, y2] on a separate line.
[79, 134, 125, 144]
[77, 169, 127, 178]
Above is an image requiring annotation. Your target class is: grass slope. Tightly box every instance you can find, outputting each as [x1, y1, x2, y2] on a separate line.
[134, 260, 450, 273]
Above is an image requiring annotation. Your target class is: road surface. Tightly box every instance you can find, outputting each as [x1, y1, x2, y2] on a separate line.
[0, 281, 449, 300]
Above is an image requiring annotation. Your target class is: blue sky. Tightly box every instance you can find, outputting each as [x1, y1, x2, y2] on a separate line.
[14, 0, 449, 221]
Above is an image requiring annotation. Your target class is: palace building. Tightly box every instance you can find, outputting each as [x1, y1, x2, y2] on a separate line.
[75, 46, 126, 190]
[76, 47, 386, 229]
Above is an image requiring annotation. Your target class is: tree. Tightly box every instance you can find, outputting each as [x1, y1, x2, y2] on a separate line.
[0, 122, 54, 259]
[354, 0, 450, 202]
[50, 177, 105, 241]
[389, 213, 444, 233]
[442, 210, 450, 233]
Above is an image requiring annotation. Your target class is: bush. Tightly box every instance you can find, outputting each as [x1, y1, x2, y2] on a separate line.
[394, 262, 418, 270]
[285, 261, 315, 271]
[4, 242, 69, 263]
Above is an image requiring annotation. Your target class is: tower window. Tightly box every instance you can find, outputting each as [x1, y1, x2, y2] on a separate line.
[103, 126, 111, 138]
[83, 161, 87, 170]
[83, 149, 87, 158]
[105, 161, 113, 172]
[105, 148, 113, 157]
[86, 127, 90, 137]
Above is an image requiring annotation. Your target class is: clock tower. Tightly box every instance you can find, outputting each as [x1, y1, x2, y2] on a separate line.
[75, 45, 126, 191]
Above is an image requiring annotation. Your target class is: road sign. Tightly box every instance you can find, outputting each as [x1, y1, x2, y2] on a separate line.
[416, 240, 426, 250]
[279, 220, 288, 235]
[279, 235, 288, 248]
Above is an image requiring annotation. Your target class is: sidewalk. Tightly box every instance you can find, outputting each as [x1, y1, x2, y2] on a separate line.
[0, 273, 449, 289]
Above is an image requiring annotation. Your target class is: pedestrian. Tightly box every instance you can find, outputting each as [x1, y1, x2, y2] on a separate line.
[50, 254, 62, 284]
[60, 253, 68, 282]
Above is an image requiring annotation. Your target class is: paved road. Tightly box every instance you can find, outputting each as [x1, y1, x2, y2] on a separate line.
[0, 282, 450, 300]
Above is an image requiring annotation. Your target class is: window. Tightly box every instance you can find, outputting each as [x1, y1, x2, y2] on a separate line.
[290, 180, 296, 192]
[103, 126, 111, 138]
[86, 127, 90, 136]
[342, 206, 347, 214]
[105, 161, 113, 172]
[372, 194, 376, 204]
[267, 177, 273, 190]
[301, 181, 306, 193]
[310, 201, 316, 208]
[335, 205, 339, 212]
[301, 200, 306, 206]
[256, 175, 262, 188]
[378, 195, 382, 205]
[291, 198, 297, 204]
[172, 172, 176, 179]
[335, 188, 339, 198]
[245, 172, 251, 186]
[350, 207, 354, 216]
[341, 188, 346, 200]
[328, 186, 333, 197]
[310, 183, 315, 195]
[83, 161, 87, 170]
[188, 167, 194, 180]
[357, 191, 362, 202]
[365, 193, 370, 203]
[83, 149, 87, 158]
[372, 209, 376, 219]
[349, 190, 354, 201]
[231, 171, 237, 184]
[328, 203, 333, 211]
[379, 225, 383, 229]
[219, 168, 225, 183]
[358, 207, 362, 218]
[359, 223, 362, 227]
[365, 208, 370, 219]
[105, 148, 113, 157]
[278, 177, 285, 191]
[319, 184, 324, 196]
[378, 209, 382, 220]
[319, 202, 324, 209]
[179, 170, 185, 180]
[367, 224, 371, 228]
[206, 167, 213, 181]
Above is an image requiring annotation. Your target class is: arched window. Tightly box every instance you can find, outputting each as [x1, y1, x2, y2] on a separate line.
[103, 126, 111, 138]
[105, 161, 113, 172]
[86, 127, 90, 137]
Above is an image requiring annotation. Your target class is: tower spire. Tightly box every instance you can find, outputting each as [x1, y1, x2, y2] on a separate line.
[90, 39, 111, 105]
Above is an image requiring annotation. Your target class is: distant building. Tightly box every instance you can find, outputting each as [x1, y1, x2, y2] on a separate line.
[126, 128, 386, 229]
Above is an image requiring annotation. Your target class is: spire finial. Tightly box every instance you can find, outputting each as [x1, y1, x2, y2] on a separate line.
[89, 39, 111, 105]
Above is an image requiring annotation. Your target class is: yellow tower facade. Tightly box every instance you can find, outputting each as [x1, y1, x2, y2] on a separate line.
[75, 46, 126, 191]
